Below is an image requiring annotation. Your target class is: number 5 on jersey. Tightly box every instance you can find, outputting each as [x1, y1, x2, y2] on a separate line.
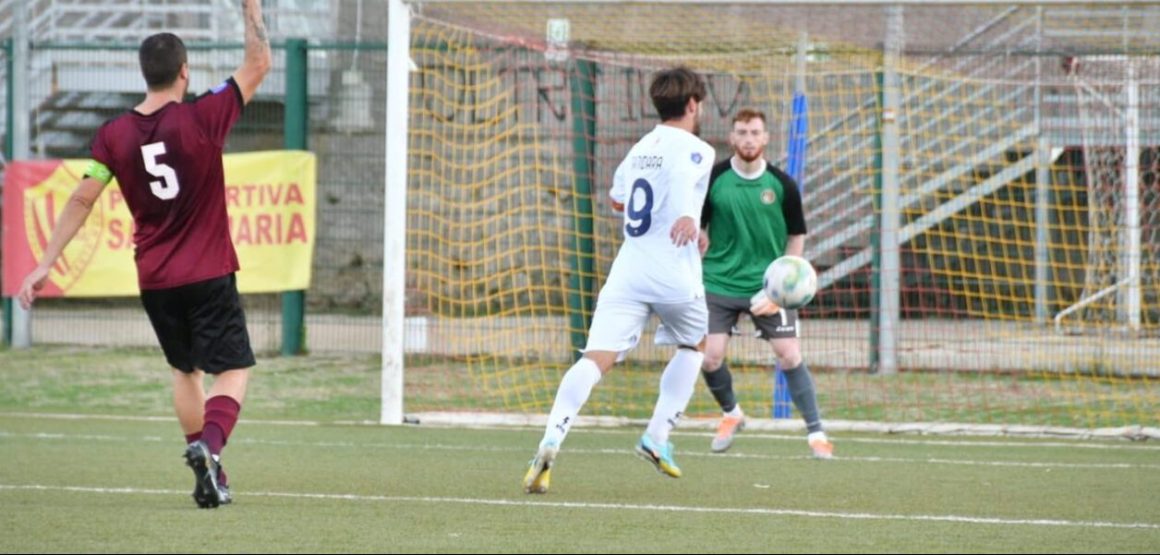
[141, 142, 181, 200]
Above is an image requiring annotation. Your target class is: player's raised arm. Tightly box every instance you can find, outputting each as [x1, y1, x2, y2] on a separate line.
[233, 0, 272, 104]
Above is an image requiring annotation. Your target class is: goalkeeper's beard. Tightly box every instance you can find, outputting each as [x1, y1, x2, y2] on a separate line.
[735, 148, 763, 163]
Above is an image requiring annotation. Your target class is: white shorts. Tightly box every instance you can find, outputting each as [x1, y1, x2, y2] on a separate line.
[582, 294, 708, 358]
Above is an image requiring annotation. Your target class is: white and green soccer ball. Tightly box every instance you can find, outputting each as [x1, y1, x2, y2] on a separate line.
[762, 255, 818, 310]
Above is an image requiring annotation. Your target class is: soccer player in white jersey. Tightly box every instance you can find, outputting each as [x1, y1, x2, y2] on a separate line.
[523, 67, 716, 494]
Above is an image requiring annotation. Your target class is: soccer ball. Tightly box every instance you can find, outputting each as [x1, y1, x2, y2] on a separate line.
[762, 255, 818, 310]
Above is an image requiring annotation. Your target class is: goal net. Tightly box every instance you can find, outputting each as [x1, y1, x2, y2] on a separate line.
[385, 1, 1160, 435]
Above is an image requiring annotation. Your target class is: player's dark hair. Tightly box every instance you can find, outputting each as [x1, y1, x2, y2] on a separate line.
[649, 66, 707, 122]
[138, 33, 188, 90]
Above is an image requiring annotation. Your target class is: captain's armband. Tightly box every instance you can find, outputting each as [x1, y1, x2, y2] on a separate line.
[84, 160, 113, 185]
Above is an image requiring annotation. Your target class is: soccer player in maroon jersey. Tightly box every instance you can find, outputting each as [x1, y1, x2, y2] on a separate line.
[17, 0, 271, 509]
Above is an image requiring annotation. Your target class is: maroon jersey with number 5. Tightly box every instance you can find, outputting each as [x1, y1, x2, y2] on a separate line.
[90, 78, 244, 290]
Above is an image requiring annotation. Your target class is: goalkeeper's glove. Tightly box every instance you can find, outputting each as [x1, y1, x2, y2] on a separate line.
[749, 290, 781, 316]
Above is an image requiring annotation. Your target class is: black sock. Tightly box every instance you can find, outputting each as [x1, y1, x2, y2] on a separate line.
[783, 361, 823, 434]
[702, 362, 737, 414]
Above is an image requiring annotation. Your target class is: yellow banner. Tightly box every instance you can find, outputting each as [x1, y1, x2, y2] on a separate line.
[5, 151, 316, 296]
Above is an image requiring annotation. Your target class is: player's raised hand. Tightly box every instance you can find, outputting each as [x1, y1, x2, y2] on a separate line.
[234, 0, 271, 104]
[670, 216, 698, 247]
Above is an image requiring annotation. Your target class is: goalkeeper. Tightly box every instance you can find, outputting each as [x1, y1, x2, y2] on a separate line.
[697, 108, 832, 458]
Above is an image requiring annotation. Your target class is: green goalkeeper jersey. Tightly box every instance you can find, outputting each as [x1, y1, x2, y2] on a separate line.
[701, 159, 808, 298]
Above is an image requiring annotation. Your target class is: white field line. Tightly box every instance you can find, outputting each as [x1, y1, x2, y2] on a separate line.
[3, 430, 1159, 471]
[2, 411, 1159, 451]
[0, 483, 1157, 531]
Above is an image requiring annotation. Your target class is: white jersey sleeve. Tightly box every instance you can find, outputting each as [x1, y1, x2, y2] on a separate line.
[600, 125, 716, 303]
[668, 145, 713, 221]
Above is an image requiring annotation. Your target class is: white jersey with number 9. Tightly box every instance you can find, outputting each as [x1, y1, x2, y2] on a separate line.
[603, 124, 715, 304]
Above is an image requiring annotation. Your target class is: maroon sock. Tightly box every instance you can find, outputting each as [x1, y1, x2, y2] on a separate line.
[201, 395, 241, 456]
[187, 430, 228, 487]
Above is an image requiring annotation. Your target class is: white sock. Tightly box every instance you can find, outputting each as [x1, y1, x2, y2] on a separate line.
[725, 405, 743, 418]
[808, 431, 829, 443]
[646, 349, 704, 445]
[541, 357, 603, 448]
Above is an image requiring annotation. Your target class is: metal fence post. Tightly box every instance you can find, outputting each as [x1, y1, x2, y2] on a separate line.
[282, 38, 308, 355]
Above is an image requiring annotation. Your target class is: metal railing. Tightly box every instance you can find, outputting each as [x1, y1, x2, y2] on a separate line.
[1, 0, 334, 43]
[805, 4, 1160, 287]
[806, 10, 1041, 273]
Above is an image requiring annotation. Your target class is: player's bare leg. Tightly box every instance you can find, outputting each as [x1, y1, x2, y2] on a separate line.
[172, 369, 206, 437]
